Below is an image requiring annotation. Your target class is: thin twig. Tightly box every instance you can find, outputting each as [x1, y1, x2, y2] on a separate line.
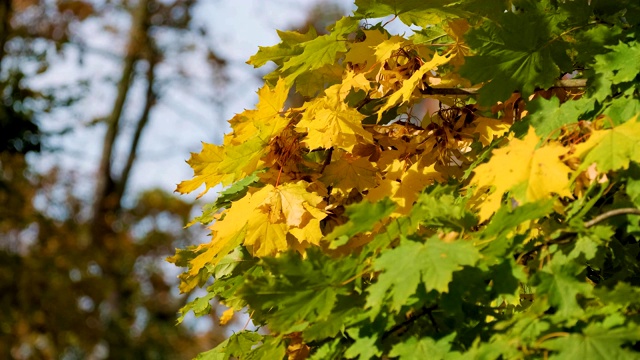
[381, 305, 437, 340]
[517, 208, 640, 264]
[419, 79, 587, 96]
[584, 208, 640, 228]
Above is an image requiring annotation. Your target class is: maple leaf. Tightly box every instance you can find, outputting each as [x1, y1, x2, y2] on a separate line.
[265, 181, 326, 227]
[366, 235, 480, 312]
[244, 211, 288, 257]
[533, 253, 592, 319]
[187, 181, 325, 274]
[319, 151, 379, 194]
[470, 128, 573, 221]
[280, 17, 360, 86]
[176, 142, 232, 197]
[239, 249, 357, 333]
[367, 158, 444, 215]
[541, 323, 640, 360]
[344, 29, 389, 69]
[572, 116, 640, 173]
[296, 84, 373, 151]
[177, 79, 290, 198]
[524, 96, 594, 139]
[594, 40, 640, 85]
[354, 0, 463, 27]
[377, 52, 451, 121]
[339, 71, 372, 100]
[445, 18, 470, 67]
[373, 35, 413, 63]
[468, 117, 510, 146]
[248, 27, 318, 68]
[289, 218, 324, 246]
[325, 197, 396, 248]
[389, 333, 458, 360]
[460, 12, 571, 105]
[295, 63, 343, 98]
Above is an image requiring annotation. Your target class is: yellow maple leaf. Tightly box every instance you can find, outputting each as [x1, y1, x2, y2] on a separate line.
[467, 117, 510, 146]
[265, 181, 326, 227]
[377, 52, 451, 121]
[177, 79, 290, 198]
[339, 70, 372, 100]
[373, 35, 414, 63]
[571, 116, 640, 172]
[345, 29, 388, 69]
[176, 79, 289, 198]
[445, 18, 470, 67]
[219, 308, 234, 326]
[470, 128, 573, 221]
[296, 84, 373, 151]
[176, 143, 234, 197]
[367, 158, 443, 215]
[320, 151, 379, 194]
[245, 211, 289, 257]
[188, 181, 326, 271]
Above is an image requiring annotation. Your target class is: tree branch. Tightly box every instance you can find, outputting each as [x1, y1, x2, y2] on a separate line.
[419, 79, 587, 96]
[116, 57, 158, 198]
[91, 0, 150, 246]
[517, 207, 640, 264]
[381, 305, 438, 340]
[584, 208, 640, 228]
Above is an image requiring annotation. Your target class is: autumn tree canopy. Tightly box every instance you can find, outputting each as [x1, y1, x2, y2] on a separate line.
[172, 0, 640, 359]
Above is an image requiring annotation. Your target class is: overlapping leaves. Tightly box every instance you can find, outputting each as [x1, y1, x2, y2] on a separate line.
[171, 1, 640, 359]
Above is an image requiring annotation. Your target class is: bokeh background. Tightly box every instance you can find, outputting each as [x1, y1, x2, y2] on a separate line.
[0, 0, 352, 358]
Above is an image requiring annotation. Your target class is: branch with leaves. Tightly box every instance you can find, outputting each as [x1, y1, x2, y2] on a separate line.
[171, 1, 640, 359]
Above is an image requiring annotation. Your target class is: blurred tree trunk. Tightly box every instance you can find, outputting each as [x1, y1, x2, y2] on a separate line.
[92, 0, 150, 238]
[90, 0, 161, 353]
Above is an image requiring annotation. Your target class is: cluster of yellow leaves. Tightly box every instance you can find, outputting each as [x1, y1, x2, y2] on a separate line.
[172, 20, 545, 291]
[468, 116, 640, 221]
[176, 79, 290, 198]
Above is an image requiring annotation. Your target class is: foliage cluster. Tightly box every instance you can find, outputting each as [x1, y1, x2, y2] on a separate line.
[173, 0, 640, 358]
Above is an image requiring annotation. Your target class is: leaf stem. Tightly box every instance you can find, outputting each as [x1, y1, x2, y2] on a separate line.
[535, 331, 570, 347]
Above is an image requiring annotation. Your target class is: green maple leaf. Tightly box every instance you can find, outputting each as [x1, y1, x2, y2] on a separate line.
[240, 249, 357, 333]
[326, 197, 396, 249]
[594, 282, 640, 308]
[354, 0, 463, 27]
[389, 333, 459, 360]
[602, 95, 640, 126]
[195, 341, 228, 360]
[248, 28, 317, 68]
[542, 323, 640, 360]
[533, 253, 592, 320]
[411, 185, 477, 231]
[460, 12, 571, 105]
[245, 337, 286, 360]
[225, 332, 263, 358]
[594, 40, 640, 85]
[280, 17, 360, 86]
[177, 292, 215, 324]
[524, 96, 594, 139]
[574, 117, 640, 172]
[367, 235, 480, 312]
[344, 329, 381, 360]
